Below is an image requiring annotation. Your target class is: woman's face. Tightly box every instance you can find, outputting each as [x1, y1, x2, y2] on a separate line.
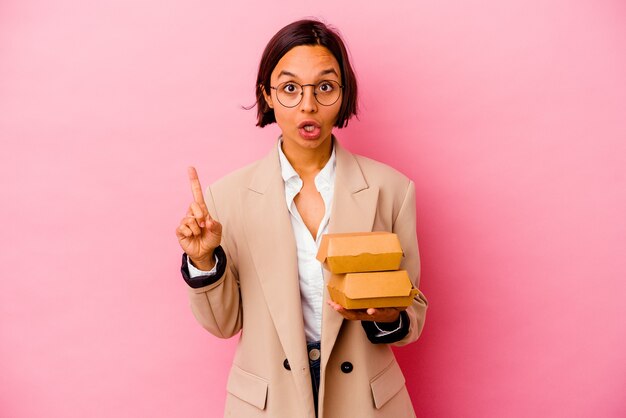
[263, 45, 342, 154]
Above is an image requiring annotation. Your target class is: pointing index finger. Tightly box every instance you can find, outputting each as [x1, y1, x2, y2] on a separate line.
[187, 166, 206, 205]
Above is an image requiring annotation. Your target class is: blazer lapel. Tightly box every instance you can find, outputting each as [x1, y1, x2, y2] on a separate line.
[242, 143, 314, 413]
[321, 139, 380, 369]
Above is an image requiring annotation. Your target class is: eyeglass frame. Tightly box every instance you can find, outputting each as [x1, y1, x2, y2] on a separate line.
[269, 80, 344, 108]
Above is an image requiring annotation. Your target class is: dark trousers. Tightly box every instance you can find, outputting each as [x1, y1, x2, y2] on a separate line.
[307, 341, 321, 418]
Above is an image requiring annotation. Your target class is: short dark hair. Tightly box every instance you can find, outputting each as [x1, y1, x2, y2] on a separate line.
[254, 19, 358, 128]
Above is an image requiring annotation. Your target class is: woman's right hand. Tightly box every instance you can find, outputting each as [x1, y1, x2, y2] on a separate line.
[176, 167, 223, 271]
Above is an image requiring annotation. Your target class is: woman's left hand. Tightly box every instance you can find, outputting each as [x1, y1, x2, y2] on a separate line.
[327, 300, 406, 323]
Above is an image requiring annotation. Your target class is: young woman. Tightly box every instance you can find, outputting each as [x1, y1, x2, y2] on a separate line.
[176, 19, 428, 418]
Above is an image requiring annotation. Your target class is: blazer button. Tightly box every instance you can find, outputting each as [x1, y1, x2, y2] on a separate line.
[340, 361, 353, 373]
[283, 359, 291, 371]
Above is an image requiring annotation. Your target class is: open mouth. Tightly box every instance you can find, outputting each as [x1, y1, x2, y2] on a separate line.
[297, 120, 322, 140]
[298, 120, 321, 130]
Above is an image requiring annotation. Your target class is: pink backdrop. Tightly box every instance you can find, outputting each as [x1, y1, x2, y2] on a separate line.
[1, 0, 625, 417]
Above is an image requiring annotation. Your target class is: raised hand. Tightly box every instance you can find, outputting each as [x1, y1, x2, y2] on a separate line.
[176, 167, 223, 270]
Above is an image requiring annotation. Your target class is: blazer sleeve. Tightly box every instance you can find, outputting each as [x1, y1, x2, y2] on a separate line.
[183, 185, 243, 339]
[389, 180, 428, 347]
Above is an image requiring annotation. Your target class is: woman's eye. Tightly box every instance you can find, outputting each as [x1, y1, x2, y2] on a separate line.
[318, 82, 334, 93]
[282, 83, 298, 94]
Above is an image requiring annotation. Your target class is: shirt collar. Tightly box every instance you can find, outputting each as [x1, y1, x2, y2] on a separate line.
[277, 137, 336, 189]
[278, 139, 300, 184]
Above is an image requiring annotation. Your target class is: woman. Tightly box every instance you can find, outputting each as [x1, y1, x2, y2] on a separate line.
[176, 19, 428, 418]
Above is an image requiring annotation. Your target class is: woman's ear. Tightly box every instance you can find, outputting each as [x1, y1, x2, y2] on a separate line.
[261, 85, 274, 109]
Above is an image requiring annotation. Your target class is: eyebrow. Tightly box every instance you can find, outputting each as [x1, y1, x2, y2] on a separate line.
[277, 68, 339, 79]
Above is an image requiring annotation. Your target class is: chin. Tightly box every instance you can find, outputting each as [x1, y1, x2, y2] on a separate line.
[285, 131, 330, 150]
[302, 131, 332, 146]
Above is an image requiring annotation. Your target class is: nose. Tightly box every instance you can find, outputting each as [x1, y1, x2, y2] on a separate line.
[299, 85, 318, 113]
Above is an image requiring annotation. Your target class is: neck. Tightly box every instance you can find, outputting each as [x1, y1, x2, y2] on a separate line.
[281, 136, 333, 177]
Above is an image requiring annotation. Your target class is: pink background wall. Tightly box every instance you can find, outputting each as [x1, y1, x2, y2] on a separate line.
[1, 0, 625, 417]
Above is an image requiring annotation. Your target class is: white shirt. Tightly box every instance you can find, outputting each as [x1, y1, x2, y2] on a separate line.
[278, 140, 335, 342]
[188, 139, 401, 342]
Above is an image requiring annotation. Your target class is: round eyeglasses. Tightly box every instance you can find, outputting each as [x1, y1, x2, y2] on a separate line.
[270, 80, 343, 108]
